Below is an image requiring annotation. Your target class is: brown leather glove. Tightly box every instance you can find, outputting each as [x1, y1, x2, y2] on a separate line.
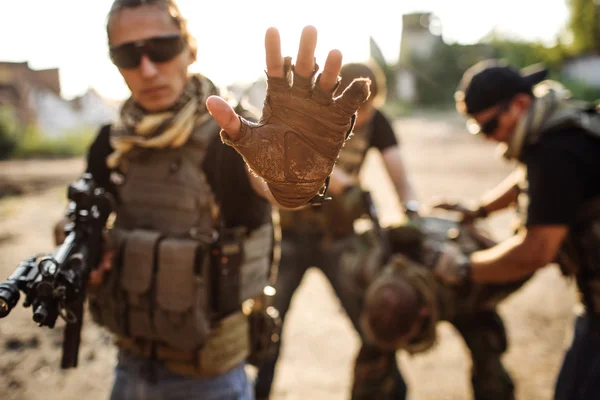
[220, 57, 370, 208]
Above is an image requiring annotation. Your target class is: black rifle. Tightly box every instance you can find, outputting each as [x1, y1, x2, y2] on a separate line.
[0, 173, 114, 368]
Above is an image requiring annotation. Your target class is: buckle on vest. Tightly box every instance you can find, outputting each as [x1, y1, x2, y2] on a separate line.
[309, 176, 332, 206]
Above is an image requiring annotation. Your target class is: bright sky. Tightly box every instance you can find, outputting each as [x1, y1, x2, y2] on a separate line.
[1, 0, 570, 101]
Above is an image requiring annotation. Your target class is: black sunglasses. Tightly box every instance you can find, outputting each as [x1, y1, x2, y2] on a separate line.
[109, 34, 185, 69]
[467, 102, 510, 136]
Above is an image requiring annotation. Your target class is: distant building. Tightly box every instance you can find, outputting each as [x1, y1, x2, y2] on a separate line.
[398, 13, 444, 64]
[392, 12, 494, 103]
[0, 61, 118, 137]
[31, 87, 119, 137]
[394, 13, 444, 102]
[0, 61, 60, 124]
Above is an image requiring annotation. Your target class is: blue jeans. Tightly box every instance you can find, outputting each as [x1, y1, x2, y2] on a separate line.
[110, 351, 253, 400]
[554, 312, 600, 400]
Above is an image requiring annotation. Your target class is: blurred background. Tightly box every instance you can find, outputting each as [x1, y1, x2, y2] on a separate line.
[0, 0, 598, 399]
[0, 0, 598, 159]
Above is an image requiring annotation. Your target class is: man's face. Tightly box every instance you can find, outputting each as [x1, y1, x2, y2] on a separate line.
[108, 4, 194, 112]
[467, 94, 532, 143]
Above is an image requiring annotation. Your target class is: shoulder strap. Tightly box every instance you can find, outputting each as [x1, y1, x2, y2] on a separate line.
[540, 100, 600, 140]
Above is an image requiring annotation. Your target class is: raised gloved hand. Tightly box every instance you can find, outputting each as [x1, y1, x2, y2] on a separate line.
[206, 26, 370, 208]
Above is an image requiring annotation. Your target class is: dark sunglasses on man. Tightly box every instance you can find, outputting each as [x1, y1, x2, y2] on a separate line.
[109, 34, 185, 69]
[466, 101, 510, 136]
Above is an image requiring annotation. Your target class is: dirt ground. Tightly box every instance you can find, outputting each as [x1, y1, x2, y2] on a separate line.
[0, 111, 579, 400]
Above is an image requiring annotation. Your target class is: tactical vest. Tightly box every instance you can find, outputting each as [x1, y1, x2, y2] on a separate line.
[527, 100, 600, 149]
[88, 117, 273, 358]
[512, 100, 600, 311]
[278, 119, 374, 237]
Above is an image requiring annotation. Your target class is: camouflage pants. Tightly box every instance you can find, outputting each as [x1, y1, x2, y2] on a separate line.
[351, 345, 406, 400]
[453, 310, 515, 400]
[253, 231, 407, 400]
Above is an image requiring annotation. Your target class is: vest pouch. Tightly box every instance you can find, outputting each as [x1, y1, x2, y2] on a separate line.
[154, 237, 210, 351]
[88, 270, 125, 336]
[120, 229, 162, 340]
[240, 224, 272, 301]
[195, 311, 250, 376]
[88, 229, 129, 336]
[213, 227, 246, 317]
[88, 266, 126, 336]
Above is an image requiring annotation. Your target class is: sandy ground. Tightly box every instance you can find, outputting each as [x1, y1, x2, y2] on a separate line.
[0, 111, 579, 400]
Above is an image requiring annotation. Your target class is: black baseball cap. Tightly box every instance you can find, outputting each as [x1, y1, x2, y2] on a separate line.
[455, 59, 549, 115]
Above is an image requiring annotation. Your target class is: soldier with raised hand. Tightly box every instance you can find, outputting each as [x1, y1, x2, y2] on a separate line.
[54, 0, 370, 399]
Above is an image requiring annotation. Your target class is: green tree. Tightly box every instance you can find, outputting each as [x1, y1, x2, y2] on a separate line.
[567, 0, 600, 54]
[490, 38, 565, 70]
[407, 41, 492, 106]
[0, 106, 18, 159]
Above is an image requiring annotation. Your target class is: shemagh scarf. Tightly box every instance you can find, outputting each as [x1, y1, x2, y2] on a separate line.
[501, 81, 570, 161]
[107, 74, 218, 169]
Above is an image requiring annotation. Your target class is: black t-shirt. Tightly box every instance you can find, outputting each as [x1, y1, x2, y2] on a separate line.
[523, 128, 600, 227]
[85, 125, 271, 231]
[367, 109, 399, 151]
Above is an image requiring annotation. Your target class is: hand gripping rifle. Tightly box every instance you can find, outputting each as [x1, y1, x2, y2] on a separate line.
[0, 173, 114, 368]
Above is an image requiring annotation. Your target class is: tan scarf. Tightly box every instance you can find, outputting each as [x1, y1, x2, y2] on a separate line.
[107, 74, 218, 169]
[500, 80, 570, 161]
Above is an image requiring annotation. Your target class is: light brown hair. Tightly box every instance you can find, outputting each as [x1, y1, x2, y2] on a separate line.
[106, 0, 198, 59]
[335, 61, 387, 107]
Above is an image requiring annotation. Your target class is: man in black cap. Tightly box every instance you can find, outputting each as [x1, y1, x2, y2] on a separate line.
[432, 59, 600, 399]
